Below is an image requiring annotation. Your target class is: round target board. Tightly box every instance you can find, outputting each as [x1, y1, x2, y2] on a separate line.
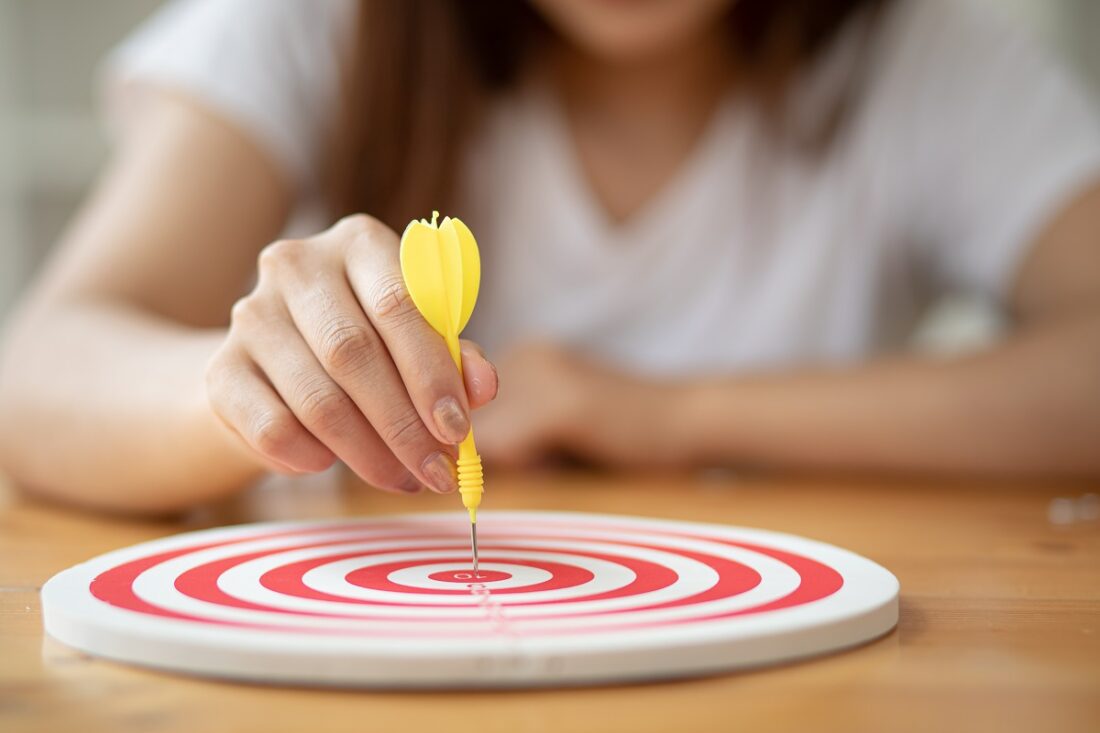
[41, 511, 899, 687]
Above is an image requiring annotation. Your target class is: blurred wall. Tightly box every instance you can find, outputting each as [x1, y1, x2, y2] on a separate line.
[1, 0, 163, 316]
[1, 0, 1098, 333]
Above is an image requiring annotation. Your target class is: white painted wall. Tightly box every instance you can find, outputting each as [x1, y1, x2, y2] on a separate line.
[0, 0, 29, 316]
[0, 0, 162, 315]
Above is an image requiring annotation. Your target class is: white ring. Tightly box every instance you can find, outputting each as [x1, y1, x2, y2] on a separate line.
[128, 531, 799, 632]
[291, 544, 639, 608]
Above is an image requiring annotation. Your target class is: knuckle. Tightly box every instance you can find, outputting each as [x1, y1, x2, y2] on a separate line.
[297, 383, 354, 433]
[228, 295, 256, 326]
[251, 412, 299, 458]
[225, 292, 264, 325]
[317, 320, 379, 373]
[366, 275, 419, 325]
[228, 293, 275, 334]
[335, 213, 375, 234]
[338, 214, 396, 253]
[257, 238, 305, 274]
[378, 407, 427, 452]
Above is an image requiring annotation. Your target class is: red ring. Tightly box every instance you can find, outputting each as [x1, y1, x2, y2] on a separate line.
[88, 522, 840, 636]
[258, 544, 678, 607]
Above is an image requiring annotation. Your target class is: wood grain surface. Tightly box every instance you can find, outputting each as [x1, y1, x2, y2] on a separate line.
[2, 467, 1098, 733]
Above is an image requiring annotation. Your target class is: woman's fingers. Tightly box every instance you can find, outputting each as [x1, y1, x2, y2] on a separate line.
[236, 298, 430, 494]
[257, 237, 457, 494]
[460, 340, 499, 410]
[206, 347, 336, 475]
[210, 214, 495, 493]
[338, 216, 474, 446]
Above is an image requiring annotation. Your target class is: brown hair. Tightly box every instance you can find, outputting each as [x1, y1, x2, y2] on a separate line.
[329, 0, 886, 228]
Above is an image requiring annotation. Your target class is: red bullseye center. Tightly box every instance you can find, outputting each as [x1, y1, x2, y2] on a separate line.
[427, 570, 511, 584]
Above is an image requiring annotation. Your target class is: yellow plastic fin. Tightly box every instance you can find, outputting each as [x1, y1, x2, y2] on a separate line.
[437, 217, 466, 336]
[448, 217, 481, 334]
[400, 214, 481, 343]
[400, 219, 453, 339]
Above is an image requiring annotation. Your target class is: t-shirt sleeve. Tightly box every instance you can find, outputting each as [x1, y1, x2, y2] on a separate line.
[100, 0, 356, 193]
[881, 0, 1100, 302]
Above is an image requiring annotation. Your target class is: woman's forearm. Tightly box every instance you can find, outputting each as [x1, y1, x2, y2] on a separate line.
[565, 314, 1100, 477]
[0, 301, 263, 513]
[666, 314, 1100, 477]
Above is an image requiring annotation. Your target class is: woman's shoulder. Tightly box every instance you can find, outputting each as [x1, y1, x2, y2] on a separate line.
[866, 0, 1085, 103]
[103, 0, 358, 192]
[862, 0, 1100, 298]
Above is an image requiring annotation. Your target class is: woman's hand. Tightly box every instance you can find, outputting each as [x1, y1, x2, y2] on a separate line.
[475, 343, 675, 468]
[205, 214, 498, 494]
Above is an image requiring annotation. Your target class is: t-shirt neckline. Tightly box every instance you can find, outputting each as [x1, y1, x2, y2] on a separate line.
[528, 83, 738, 248]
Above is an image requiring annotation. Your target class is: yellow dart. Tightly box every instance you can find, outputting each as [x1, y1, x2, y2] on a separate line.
[399, 211, 484, 573]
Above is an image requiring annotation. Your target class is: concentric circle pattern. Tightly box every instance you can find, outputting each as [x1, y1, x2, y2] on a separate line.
[42, 511, 899, 687]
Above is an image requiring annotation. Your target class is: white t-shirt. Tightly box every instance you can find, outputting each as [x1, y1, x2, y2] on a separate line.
[103, 0, 1100, 376]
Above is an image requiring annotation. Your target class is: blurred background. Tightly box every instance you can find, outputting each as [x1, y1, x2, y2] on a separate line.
[1, 0, 1098, 346]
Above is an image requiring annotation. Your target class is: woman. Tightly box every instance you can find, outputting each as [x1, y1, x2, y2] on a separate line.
[1, 0, 1098, 513]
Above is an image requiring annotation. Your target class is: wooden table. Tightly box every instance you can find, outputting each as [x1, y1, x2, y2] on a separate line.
[2, 468, 1098, 732]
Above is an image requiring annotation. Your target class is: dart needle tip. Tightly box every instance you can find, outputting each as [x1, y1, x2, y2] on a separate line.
[470, 521, 479, 576]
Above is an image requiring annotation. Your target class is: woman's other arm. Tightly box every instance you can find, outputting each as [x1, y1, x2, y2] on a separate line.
[479, 180, 1100, 477]
[0, 93, 291, 512]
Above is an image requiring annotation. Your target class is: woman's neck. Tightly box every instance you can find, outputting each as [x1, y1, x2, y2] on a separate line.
[538, 30, 735, 224]
[545, 29, 735, 123]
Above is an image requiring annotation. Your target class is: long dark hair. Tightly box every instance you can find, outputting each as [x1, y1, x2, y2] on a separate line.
[329, 0, 885, 229]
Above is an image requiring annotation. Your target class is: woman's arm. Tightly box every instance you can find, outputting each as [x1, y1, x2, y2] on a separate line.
[0, 91, 498, 515]
[480, 180, 1100, 477]
[0, 93, 291, 512]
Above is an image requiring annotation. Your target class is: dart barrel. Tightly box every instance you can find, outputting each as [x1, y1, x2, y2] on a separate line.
[457, 450, 483, 513]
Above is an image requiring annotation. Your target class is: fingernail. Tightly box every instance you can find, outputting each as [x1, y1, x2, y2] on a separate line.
[432, 396, 470, 444]
[421, 451, 457, 494]
[487, 361, 499, 399]
[395, 473, 423, 493]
